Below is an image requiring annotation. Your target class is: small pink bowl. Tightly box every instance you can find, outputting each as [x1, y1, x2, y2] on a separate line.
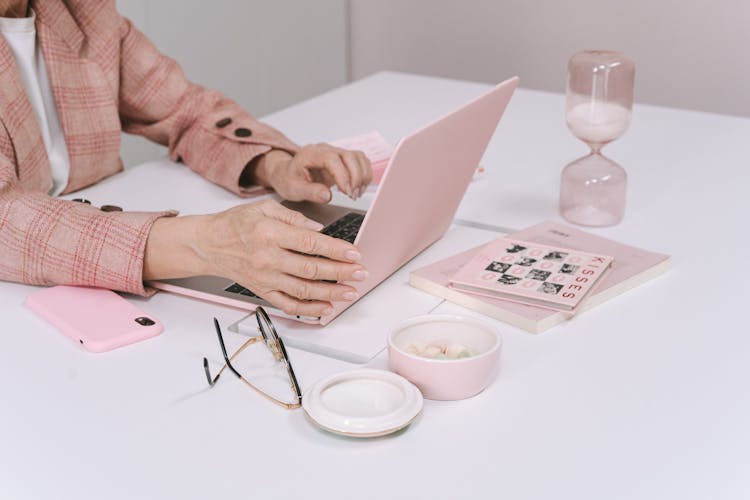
[388, 314, 502, 401]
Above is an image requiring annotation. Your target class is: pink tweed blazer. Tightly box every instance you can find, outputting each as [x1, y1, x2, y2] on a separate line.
[0, 0, 298, 295]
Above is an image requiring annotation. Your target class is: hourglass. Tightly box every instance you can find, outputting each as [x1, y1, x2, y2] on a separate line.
[559, 50, 635, 226]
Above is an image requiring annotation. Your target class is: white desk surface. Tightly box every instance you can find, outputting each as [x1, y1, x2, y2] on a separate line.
[2, 72, 749, 499]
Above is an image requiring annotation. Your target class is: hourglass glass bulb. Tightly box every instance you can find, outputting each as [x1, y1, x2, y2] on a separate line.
[566, 51, 634, 150]
[560, 50, 634, 227]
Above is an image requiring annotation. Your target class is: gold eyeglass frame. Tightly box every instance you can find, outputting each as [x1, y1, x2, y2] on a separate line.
[202, 307, 302, 409]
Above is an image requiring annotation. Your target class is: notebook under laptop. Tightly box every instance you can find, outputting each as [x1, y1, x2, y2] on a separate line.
[150, 76, 519, 326]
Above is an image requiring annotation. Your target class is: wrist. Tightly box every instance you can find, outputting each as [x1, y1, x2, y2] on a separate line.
[144, 215, 212, 279]
[247, 149, 293, 188]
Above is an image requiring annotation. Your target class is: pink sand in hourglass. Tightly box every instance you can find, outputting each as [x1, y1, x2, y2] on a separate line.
[566, 102, 631, 144]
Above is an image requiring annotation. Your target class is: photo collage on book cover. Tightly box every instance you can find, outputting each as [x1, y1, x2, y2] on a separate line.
[482, 242, 588, 296]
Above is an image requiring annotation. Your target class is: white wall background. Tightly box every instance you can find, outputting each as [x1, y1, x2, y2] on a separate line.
[349, 0, 750, 118]
[113, 0, 748, 166]
[115, 0, 348, 166]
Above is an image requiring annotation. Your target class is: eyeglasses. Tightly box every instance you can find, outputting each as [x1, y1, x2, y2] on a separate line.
[203, 307, 302, 409]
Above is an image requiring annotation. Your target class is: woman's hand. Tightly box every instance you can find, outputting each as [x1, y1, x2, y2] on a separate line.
[252, 145, 372, 203]
[144, 200, 368, 317]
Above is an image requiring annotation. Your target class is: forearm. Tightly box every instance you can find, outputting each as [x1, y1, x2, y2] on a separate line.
[143, 215, 212, 280]
[117, 18, 298, 197]
[0, 181, 173, 295]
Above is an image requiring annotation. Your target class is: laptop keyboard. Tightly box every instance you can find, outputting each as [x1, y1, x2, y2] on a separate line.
[320, 212, 365, 244]
[224, 282, 260, 297]
[224, 211, 365, 297]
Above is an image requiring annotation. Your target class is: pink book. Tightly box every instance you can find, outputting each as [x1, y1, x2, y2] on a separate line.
[449, 238, 613, 311]
[409, 221, 671, 333]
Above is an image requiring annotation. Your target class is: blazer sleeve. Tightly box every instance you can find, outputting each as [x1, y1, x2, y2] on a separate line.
[0, 155, 176, 296]
[116, 15, 299, 196]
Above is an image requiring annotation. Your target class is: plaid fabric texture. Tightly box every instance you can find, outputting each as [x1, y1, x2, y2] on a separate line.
[0, 0, 298, 295]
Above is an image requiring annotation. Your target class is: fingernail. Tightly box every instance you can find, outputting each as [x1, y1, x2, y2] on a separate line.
[322, 307, 334, 316]
[305, 220, 324, 231]
[345, 250, 362, 261]
[318, 190, 331, 202]
[352, 270, 369, 281]
[342, 291, 359, 301]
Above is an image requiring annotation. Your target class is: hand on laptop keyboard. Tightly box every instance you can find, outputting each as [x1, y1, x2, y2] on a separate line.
[225, 211, 366, 297]
[145, 200, 369, 318]
[246, 145, 372, 203]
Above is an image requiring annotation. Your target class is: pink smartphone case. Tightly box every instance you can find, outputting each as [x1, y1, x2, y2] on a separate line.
[25, 285, 163, 353]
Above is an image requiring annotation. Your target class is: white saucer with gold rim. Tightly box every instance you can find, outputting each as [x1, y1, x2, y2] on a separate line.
[302, 369, 423, 438]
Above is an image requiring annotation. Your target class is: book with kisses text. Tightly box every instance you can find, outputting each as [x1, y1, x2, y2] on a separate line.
[449, 238, 613, 311]
[409, 221, 670, 333]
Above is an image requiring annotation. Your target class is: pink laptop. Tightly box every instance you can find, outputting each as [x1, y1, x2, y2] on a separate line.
[151, 76, 519, 325]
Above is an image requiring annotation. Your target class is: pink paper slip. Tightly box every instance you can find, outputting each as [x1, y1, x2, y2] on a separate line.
[329, 131, 394, 185]
[450, 238, 613, 311]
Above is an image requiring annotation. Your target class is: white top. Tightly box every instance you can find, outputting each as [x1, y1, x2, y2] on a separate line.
[0, 9, 70, 196]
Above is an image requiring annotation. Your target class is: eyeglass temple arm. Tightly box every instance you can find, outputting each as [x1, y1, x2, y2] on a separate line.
[276, 336, 302, 403]
[203, 318, 243, 386]
[255, 307, 302, 402]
